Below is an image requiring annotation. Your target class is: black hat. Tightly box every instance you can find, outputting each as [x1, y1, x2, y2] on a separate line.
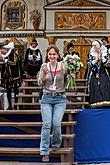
[0, 43, 4, 48]
[67, 43, 74, 51]
[3, 42, 14, 49]
[101, 36, 109, 42]
[31, 39, 38, 45]
[0, 40, 9, 48]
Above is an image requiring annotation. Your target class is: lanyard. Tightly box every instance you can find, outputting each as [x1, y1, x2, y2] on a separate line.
[49, 63, 58, 84]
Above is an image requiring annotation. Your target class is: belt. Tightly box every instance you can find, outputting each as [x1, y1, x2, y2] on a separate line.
[44, 92, 65, 96]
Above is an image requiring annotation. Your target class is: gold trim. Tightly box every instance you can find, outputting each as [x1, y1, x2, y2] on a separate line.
[13, 77, 20, 80]
[91, 101, 110, 108]
[58, 0, 105, 7]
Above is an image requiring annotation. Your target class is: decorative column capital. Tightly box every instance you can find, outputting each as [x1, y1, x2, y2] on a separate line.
[47, 36, 57, 45]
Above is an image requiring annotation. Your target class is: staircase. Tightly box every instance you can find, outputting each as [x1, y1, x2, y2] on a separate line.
[0, 78, 89, 165]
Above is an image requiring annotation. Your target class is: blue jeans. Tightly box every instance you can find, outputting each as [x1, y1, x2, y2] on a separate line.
[40, 94, 67, 155]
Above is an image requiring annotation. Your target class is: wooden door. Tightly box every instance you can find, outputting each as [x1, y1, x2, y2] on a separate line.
[15, 44, 27, 62]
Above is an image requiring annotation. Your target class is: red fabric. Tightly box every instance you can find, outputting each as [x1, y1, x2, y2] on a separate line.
[51, 70, 61, 75]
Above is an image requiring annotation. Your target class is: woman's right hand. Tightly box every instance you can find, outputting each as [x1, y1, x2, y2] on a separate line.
[41, 66, 49, 80]
[43, 66, 48, 75]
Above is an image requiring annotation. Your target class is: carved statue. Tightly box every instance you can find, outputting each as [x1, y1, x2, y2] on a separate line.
[30, 9, 41, 30]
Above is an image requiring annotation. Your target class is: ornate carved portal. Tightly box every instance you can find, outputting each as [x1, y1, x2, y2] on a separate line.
[64, 37, 92, 79]
[55, 12, 106, 30]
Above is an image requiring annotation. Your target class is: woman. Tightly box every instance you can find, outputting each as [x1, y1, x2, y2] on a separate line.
[87, 40, 110, 108]
[38, 45, 67, 162]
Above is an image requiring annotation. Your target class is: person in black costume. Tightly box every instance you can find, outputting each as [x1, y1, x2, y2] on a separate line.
[24, 39, 42, 79]
[101, 36, 110, 72]
[0, 41, 23, 110]
[87, 40, 110, 108]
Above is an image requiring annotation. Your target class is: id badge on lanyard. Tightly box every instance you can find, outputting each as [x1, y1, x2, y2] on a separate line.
[49, 76, 56, 91]
[49, 63, 57, 91]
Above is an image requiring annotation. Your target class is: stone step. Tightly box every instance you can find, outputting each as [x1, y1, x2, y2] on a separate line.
[23, 78, 87, 82]
[0, 147, 73, 155]
[19, 86, 88, 90]
[16, 93, 89, 98]
[19, 86, 42, 90]
[0, 162, 74, 165]
[0, 134, 75, 139]
[13, 102, 89, 110]
[13, 102, 89, 106]
[0, 162, 73, 165]
[0, 109, 79, 114]
[0, 121, 76, 126]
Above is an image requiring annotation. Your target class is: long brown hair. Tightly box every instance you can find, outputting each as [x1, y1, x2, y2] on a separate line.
[45, 45, 61, 63]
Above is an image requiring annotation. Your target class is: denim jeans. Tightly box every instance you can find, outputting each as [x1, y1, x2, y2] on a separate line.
[40, 94, 66, 155]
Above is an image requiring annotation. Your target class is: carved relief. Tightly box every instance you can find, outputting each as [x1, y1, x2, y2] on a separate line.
[10, 37, 24, 45]
[59, 0, 105, 6]
[47, 37, 57, 45]
[64, 38, 92, 79]
[56, 12, 106, 30]
[30, 9, 42, 30]
[2, 1, 25, 30]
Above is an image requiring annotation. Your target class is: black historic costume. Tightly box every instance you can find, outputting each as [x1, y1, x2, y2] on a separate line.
[87, 41, 110, 108]
[1, 42, 23, 109]
[24, 39, 42, 78]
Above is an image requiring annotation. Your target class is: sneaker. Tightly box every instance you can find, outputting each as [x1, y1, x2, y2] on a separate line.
[42, 155, 49, 162]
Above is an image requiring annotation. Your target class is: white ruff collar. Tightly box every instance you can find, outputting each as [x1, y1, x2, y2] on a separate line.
[90, 46, 107, 57]
[30, 45, 38, 51]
